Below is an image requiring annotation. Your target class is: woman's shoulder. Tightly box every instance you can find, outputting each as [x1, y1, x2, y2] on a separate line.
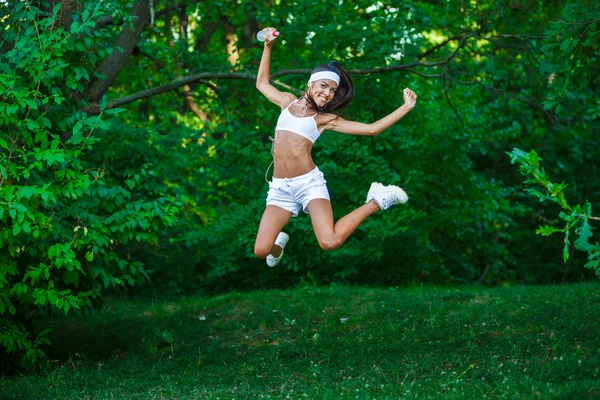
[316, 112, 342, 123]
[280, 93, 299, 109]
[315, 112, 344, 131]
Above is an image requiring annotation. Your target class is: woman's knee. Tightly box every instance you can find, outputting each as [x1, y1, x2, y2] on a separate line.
[318, 235, 343, 251]
[254, 242, 271, 259]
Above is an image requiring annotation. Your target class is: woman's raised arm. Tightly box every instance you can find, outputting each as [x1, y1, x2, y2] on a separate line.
[322, 88, 417, 136]
[256, 31, 290, 107]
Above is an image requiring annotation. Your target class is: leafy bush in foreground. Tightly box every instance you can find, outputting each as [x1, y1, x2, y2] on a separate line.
[0, 2, 179, 369]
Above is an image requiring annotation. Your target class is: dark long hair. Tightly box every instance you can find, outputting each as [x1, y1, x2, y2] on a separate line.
[305, 61, 354, 115]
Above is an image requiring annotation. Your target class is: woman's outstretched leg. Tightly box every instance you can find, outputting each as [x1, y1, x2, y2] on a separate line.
[306, 199, 379, 251]
[306, 183, 408, 251]
[254, 205, 292, 261]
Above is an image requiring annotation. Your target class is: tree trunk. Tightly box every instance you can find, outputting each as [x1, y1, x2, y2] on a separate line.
[86, 0, 151, 103]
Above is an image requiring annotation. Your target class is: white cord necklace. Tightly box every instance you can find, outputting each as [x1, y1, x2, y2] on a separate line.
[293, 98, 309, 117]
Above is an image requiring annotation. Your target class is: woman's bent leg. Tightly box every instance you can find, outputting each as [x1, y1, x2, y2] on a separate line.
[254, 205, 293, 259]
[306, 199, 380, 251]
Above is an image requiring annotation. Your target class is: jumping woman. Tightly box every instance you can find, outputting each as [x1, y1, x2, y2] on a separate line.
[254, 28, 418, 267]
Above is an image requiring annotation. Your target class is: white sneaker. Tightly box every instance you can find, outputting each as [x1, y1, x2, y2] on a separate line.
[266, 232, 289, 267]
[365, 182, 408, 210]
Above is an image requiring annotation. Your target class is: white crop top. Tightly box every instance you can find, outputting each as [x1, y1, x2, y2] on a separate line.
[274, 100, 321, 143]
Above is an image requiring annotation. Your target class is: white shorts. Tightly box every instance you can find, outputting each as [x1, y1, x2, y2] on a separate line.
[266, 167, 330, 217]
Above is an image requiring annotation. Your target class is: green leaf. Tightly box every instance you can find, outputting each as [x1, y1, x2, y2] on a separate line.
[536, 225, 562, 236]
[563, 230, 571, 263]
[48, 293, 58, 306]
[72, 120, 84, 135]
[100, 96, 108, 112]
[25, 99, 38, 110]
[104, 108, 125, 115]
[575, 221, 593, 251]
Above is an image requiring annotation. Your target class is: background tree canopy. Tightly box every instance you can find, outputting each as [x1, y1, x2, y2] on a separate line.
[0, 0, 598, 367]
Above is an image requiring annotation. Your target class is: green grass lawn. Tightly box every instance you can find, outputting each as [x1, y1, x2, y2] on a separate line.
[2, 282, 600, 399]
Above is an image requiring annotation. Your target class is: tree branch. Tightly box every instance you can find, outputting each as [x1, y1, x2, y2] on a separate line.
[83, 72, 255, 114]
[154, 1, 192, 19]
[83, 34, 475, 114]
[273, 34, 475, 78]
[86, 0, 151, 102]
[443, 76, 466, 132]
[417, 35, 466, 60]
[91, 1, 191, 33]
[403, 69, 445, 79]
[195, 18, 222, 53]
[137, 47, 175, 80]
[445, 75, 556, 124]
[580, 215, 600, 221]
[91, 15, 122, 33]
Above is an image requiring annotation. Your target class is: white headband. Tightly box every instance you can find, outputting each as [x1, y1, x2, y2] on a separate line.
[308, 71, 340, 85]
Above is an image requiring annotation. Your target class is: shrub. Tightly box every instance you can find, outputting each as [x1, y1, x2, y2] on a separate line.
[0, 2, 179, 369]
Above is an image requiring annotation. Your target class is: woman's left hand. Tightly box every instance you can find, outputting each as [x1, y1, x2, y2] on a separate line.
[403, 88, 417, 109]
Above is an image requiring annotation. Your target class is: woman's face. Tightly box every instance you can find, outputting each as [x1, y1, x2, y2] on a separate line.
[309, 79, 338, 107]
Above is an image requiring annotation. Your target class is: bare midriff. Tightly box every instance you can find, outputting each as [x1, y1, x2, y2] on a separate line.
[272, 130, 316, 178]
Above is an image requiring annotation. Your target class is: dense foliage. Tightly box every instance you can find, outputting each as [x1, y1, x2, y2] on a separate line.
[0, 2, 179, 368]
[0, 0, 598, 368]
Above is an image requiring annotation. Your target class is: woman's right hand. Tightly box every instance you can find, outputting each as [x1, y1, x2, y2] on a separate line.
[263, 27, 278, 48]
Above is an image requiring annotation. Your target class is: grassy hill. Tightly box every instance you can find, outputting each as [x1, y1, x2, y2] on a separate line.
[2, 283, 599, 399]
